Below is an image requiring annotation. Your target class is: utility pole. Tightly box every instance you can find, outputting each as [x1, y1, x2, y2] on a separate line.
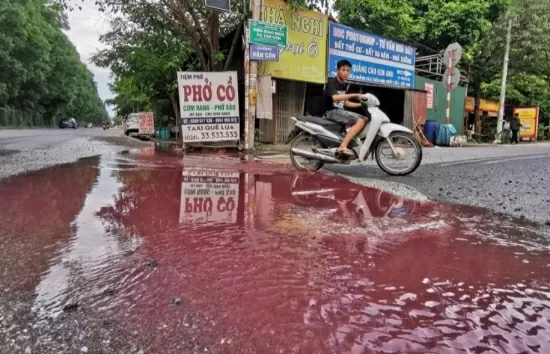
[244, 0, 261, 151]
[495, 18, 512, 143]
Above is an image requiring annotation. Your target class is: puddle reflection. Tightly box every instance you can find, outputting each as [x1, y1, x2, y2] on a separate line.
[1, 152, 549, 353]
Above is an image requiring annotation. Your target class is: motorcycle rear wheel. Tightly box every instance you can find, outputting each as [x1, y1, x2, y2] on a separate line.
[289, 134, 325, 171]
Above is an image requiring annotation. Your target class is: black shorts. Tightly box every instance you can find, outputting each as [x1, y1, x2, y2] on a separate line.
[326, 109, 368, 126]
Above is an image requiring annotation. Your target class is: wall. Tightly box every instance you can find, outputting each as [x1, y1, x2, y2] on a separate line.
[414, 76, 466, 134]
[258, 79, 306, 143]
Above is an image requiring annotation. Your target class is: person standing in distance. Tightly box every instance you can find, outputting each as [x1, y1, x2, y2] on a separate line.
[510, 113, 523, 144]
[323, 59, 368, 157]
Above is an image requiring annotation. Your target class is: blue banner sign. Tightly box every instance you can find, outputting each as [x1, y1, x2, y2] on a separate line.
[328, 23, 416, 89]
[250, 44, 280, 61]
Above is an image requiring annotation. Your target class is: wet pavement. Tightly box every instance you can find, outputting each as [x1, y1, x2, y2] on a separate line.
[2, 145, 550, 353]
[0, 128, 150, 179]
[329, 145, 550, 225]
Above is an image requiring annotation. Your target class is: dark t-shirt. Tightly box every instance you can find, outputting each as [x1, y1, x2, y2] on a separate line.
[323, 77, 347, 114]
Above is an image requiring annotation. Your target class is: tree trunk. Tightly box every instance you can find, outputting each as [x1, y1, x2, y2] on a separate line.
[168, 91, 180, 122]
[473, 80, 482, 133]
[209, 12, 221, 71]
[224, 22, 243, 71]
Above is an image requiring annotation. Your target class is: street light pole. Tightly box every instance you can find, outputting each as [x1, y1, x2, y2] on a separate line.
[495, 18, 512, 143]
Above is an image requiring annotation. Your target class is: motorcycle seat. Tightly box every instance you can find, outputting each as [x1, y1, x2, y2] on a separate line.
[296, 115, 342, 129]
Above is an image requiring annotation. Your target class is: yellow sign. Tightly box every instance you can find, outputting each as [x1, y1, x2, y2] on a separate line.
[464, 97, 500, 113]
[259, 0, 328, 84]
[514, 106, 539, 139]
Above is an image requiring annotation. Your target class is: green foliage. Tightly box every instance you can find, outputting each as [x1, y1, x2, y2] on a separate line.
[335, 0, 508, 53]
[0, 0, 108, 125]
[483, 74, 550, 124]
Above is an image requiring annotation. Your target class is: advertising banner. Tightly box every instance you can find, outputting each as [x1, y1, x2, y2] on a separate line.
[177, 71, 240, 143]
[328, 23, 416, 89]
[179, 169, 240, 225]
[514, 106, 539, 140]
[259, 0, 328, 84]
[424, 83, 434, 109]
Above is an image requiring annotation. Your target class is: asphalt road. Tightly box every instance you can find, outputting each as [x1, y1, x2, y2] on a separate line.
[2, 128, 549, 224]
[327, 143, 550, 225]
[0, 128, 150, 179]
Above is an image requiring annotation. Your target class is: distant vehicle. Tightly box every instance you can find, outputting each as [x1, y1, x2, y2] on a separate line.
[102, 121, 109, 130]
[123, 113, 139, 136]
[86, 122, 93, 128]
[59, 117, 78, 129]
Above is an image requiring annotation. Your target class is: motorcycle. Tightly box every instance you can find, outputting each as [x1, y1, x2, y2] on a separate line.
[290, 174, 417, 220]
[286, 93, 422, 176]
[102, 122, 109, 130]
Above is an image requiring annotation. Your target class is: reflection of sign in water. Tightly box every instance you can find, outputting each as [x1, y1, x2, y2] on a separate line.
[179, 170, 240, 225]
[177, 71, 240, 143]
[514, 106, 539, 140]
[259, 0, 328, 84]
[328, 23, 416, 89]
[138, 112, 154, 134]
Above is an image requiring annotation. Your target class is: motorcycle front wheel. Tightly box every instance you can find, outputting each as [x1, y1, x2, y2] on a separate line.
[375, 132, 422, 176]
[289, 134, 325, 171]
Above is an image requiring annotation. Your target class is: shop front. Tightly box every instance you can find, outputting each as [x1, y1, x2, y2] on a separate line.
[464, 96, 499, 132]
[255, 2, 426, 144]
[257, 0, 328, 143]
[415, 76, 466, 135]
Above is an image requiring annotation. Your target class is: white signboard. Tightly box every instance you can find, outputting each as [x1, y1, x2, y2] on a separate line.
[138, 112, 154, 134]
[179, 169, 240, 225]
[177, 71, 240, 143]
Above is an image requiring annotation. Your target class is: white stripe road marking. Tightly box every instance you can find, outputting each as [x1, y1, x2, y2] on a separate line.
[329, 49, 415, 71]
[438, 153, 550, 167]
[481, 154, 550, 165]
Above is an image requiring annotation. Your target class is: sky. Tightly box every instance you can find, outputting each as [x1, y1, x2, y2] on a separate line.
[64, 2, 114, 117]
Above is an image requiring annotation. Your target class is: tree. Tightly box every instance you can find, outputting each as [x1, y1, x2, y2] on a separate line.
[89, 0, 246, 72]
[92, 17, 199, 119]
[0, 0, 109, 125]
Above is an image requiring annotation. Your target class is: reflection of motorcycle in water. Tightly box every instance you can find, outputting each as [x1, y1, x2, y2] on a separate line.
[290, 174, 417, 222]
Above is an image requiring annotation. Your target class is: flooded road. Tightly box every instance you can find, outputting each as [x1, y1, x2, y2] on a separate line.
[1, 146, 550, 354]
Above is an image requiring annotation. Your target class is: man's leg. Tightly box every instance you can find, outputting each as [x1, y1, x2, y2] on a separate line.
[339, 119, 366, 153]
[511, 130, 518, 144]
[326, 110, 367, 155]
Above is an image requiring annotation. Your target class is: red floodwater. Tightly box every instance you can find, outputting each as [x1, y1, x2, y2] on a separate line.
[1, 149, 550, 354]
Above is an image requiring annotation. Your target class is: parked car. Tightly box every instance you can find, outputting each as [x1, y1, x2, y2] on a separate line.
[123, 113, 140, 136]
[86, 122, 93, 128]
[59, 117, 78, 129]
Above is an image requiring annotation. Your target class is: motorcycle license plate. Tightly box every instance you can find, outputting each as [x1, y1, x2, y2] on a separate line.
[388, 206, 408, 218]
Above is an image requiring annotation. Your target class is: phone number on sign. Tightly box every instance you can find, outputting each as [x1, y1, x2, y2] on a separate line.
[199, 131, 238, 140]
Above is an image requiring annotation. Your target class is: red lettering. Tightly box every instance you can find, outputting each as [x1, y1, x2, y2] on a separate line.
[185, 197, 193, 213]
[226, 197, 235, 212]
[203, 84, 212, 101]
[183, 86, 192, 102]
[185, 197, 213, 215]
[192, 85, 202, 101]
[217, 197, 235, 212]
[216, 85, 226, 101]
[226, 85, 235, 101]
